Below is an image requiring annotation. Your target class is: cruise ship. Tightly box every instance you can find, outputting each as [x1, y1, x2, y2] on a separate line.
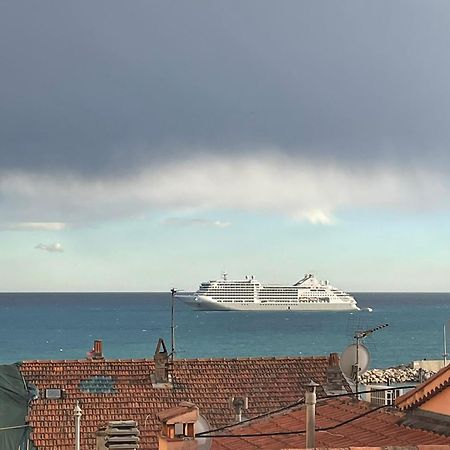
[177, 273, 359, 311]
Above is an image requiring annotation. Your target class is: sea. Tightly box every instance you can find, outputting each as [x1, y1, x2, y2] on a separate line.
[0, 293, 448, 368]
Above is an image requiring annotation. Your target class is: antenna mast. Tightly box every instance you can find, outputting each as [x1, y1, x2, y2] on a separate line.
[353, 323, 389, 398]
[443, 323, 448, 366]
[170, 288, 176, 363]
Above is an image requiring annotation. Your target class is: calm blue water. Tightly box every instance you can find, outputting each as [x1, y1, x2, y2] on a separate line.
[0, 293, 448, 368]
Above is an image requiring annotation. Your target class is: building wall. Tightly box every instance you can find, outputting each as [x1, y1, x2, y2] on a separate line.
[419, 387, 450, 415]
[412, 360, 449, 371]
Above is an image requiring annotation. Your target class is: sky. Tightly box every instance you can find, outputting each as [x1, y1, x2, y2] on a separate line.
[0, 1, 449, 292]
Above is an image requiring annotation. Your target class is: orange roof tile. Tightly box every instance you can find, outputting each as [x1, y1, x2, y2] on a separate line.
[20, 354, 340, 450]
[279, 447, 450, 450]
[210, 398, 450, 450]
[396, 364, 450, 410]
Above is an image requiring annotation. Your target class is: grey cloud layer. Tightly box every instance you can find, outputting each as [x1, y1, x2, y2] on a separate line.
[1, 1, 450, 175]
[1, 155, 448, 224]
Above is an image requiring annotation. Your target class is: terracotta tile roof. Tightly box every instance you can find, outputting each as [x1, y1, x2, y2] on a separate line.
[281, 447, 450, 450]
[20, 354, 339, 450]
[210, 398, 450, 450]
[396, 364, 450, 410]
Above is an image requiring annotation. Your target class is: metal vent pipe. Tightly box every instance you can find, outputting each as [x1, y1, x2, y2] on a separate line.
[305, 380, 319, 449]
[74, 401, 82, 450]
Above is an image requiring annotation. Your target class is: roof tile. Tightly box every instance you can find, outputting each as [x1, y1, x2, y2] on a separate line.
[21, 355, 338, 450]
[211, 398, 450, 450]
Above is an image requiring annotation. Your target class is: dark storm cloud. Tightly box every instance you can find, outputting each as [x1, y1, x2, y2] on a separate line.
[1, 1, 450, 175]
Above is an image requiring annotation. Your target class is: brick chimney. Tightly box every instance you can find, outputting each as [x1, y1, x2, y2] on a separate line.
[324, 352, 346, 395]
[152, 338, 172, 387]
[158, 402, 199, 450]
[87, 339, 104, 360]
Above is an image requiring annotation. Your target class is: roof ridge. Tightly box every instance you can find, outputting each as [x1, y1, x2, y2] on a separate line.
[176, 355, 327, 362]
[20, 358, 155, 363]
[20, 354, 330, 365]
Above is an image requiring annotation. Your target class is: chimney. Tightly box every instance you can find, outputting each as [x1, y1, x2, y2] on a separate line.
[324, 352, 345, 395]
[87, 340, 104, 360]
[152, 338, 172, 387]
[304, 380, 319, 449]
[230, 397, 248, 422]
[158, 402, 199, 450]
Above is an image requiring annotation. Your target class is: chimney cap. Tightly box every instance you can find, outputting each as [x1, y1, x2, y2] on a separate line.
[74, 401, 82, 416]
[304, 379, 320, 391]
[154, 338, 168, 356]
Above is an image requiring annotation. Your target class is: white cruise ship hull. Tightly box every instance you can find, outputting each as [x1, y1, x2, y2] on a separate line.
[182, 295, 359, 312]
[177, 273, 359, 312]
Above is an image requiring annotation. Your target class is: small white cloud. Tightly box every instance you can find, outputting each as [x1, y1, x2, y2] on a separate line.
[35, 242, 64, 253]
[162, 217, 232, 228]
[294, 209, 336, 225]
[211, 220, 232, 228]
[5, 222, 67, 231]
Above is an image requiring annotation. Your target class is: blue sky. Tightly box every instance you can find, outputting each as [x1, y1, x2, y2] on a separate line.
[1, 209, 449, 292]
[0, 1, 449, 291]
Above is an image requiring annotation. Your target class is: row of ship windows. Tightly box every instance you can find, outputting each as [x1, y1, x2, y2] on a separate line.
[204, 286, 337, 291]
[203, 289, 256, 291]
[208, 294, 334, 298]
[201, 292, 347, 299]
[202, 284, 345, 293]
[201, 283, 254, 286]
[261, 300, 331, 303]
[199, 286, 347, 295]
[208, 292, 333, 296]
[200, 288, 255, 291]
[209, 296, 302, 299]
[215, 299, 331, 303]
[205, 286, 332, 290]
[201, 292, 346, 297]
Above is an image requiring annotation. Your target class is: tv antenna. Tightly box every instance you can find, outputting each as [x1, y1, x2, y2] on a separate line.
[340, 323, 389, 398]
[170, 288, 177, 362]
[443, 320, 449, 366]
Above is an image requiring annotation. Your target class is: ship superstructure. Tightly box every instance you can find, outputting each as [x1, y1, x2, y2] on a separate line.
[178, 273, 359, 311]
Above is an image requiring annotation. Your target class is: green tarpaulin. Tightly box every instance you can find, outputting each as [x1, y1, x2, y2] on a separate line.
[0, 364, 30, 450]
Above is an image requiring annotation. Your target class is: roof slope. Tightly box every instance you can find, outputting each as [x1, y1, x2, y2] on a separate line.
[20, 355, 335, 450]
[211, 398, 450, 450]
[396, 364, 450, 410]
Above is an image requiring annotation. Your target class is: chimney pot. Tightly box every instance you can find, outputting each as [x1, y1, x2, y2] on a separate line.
[93, 340, 104, 360]
[87, 340, 104, 360]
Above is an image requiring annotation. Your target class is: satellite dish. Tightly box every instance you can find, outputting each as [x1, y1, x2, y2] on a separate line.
[195, 415, 212, 450]
[340, 343, 370, 380]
